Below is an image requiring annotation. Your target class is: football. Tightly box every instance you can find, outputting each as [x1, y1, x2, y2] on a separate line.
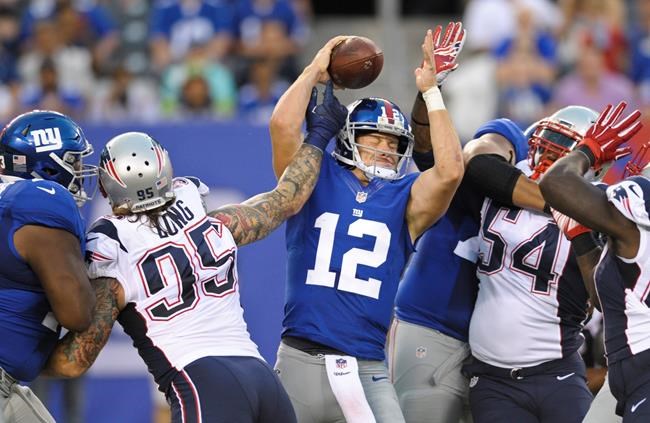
[328, 36, 384, 89]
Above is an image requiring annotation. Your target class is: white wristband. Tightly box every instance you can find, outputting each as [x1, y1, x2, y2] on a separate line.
[422, 86, 445, 112]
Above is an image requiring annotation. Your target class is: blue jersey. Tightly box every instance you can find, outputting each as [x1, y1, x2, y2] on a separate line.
[283, 154, 417, 360]
[0, 178, 85, 381]
[394, 180, 482, 341]
[395, 118, 527, 342]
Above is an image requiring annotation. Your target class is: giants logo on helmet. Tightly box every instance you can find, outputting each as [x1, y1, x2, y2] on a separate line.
[32, 128, 62, 153]
[378, 102, 405, 129]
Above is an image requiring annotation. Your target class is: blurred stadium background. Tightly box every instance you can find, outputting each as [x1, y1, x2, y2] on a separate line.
[8, 0, 646, 421]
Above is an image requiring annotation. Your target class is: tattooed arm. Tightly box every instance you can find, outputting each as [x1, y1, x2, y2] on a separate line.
[209, 144, 322, 246]
[43, 277, 125, 378]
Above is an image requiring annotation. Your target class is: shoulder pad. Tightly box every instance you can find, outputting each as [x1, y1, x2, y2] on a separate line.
[474, 118, 527, 163]
[606, 176, 650, 228]
[173, 176, 209, 196]
[10, 179, 85, 242]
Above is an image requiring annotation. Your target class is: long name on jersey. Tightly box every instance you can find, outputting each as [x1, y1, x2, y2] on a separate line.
[86, 177, 261, 392]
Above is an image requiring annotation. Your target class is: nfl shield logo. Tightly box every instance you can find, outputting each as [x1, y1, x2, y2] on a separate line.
[335, 358, 347, 369]
[469, 376, 479, 388]
[356, 191, 367, 203]
[415, 346, 427, 359]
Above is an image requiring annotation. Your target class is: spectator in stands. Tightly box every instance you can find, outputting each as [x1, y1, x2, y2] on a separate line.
[630, 0, 650, 114]
[149, 0, 234, 73]
[551, 37, 636, 111]
[20, 0, 118, 76]
[0, 4, 20, 120]
[557, 0, 628, 72]
[494, 4, 557, 128]
[18, 19, 94, 100]
[233, 0, 308, 82]
[160, 39, 237, 118]
[89, 63, 160, 122]
[238, 58, 288, 125]
[20, 56, 84, 118]
[178, 74, 213, 118]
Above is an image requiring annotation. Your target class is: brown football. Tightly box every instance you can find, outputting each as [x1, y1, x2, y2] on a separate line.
[327, 36, 384, 89]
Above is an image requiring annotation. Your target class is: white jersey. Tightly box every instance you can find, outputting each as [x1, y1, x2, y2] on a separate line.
[597, 176, 650, 364]
[469, 194, 588, 368]
[86, 177, 261, 390]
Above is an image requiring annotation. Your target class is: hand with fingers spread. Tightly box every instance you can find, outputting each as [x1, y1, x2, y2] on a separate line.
[432, 21, 466, 87]
[304, 81, 348, 151]
[577, 101, 643, 170]
[415, 29, 439, 93]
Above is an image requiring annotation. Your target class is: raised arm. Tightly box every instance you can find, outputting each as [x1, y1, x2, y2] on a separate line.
[406, 26, 466, 240]
[211, 83, 348, 246]
[43, 277, 125, 378]
[410, 21, 465, 171]
[14, 226, 95, 332]
[269, 36, 348, 179]
[540, 102, 642, 258]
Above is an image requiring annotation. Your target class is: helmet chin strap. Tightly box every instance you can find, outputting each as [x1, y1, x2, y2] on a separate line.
[353, 145, 400, 181]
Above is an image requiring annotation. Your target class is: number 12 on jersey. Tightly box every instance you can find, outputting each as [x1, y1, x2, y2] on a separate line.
[305, 212, 391, 299]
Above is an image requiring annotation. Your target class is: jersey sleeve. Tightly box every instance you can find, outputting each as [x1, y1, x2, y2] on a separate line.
[177, 176, 210, 196]
[86, 218, 132, 301]
[11, 180, 86, 249]
[473, 118, 527, 163]
[606, 176, 650, 228]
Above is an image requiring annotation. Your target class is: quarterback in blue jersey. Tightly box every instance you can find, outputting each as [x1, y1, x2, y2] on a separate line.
[540, 102, 650, 422]
[0, 111, 96, 422]
[270, 26, 465, 423]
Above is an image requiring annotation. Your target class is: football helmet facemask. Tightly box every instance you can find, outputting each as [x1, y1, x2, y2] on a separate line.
[527, 105, 599, 180]
[99, 132, 175, 213]
[334, 97, 414, 180]
[0, 110, 97, 205]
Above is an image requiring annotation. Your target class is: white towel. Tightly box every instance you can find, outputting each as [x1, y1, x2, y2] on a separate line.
[324, 355, 376, 423]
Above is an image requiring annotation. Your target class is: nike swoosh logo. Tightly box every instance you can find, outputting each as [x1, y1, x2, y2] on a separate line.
[632, 398, 647, 413]
[371, 376, 388, 382]
[37, 186, 55, 195]
[556, 372, 575, 381]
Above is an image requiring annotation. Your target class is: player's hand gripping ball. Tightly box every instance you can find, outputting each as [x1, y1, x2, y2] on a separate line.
[327, 36, 384, 89]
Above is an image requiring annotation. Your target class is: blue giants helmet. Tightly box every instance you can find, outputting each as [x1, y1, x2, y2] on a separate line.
[334, 97, 414, 180]
[0, 110, 97, 205]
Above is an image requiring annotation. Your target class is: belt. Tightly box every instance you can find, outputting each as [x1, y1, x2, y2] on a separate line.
[0, 366, 16, 397]
[282, 336, 347, 356]
[462, 352, 583, 380]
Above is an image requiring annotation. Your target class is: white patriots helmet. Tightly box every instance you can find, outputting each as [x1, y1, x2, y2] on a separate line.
[98, 132, 175, 213]
[527, 105, 599, 180]
[333, 97, 414, 180]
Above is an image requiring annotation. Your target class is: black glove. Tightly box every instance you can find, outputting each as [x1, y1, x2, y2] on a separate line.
[304, 81, 348, 151]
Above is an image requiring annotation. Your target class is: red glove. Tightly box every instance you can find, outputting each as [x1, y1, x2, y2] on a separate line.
[432, 21, 466, 87]
[551, 208, 590, 241]
[578, 101, 643, 170]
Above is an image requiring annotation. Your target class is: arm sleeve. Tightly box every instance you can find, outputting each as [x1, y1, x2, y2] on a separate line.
[465, 154, 524, 206]
[86, 218, 132, 302]
[412, 149, 434, 171]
